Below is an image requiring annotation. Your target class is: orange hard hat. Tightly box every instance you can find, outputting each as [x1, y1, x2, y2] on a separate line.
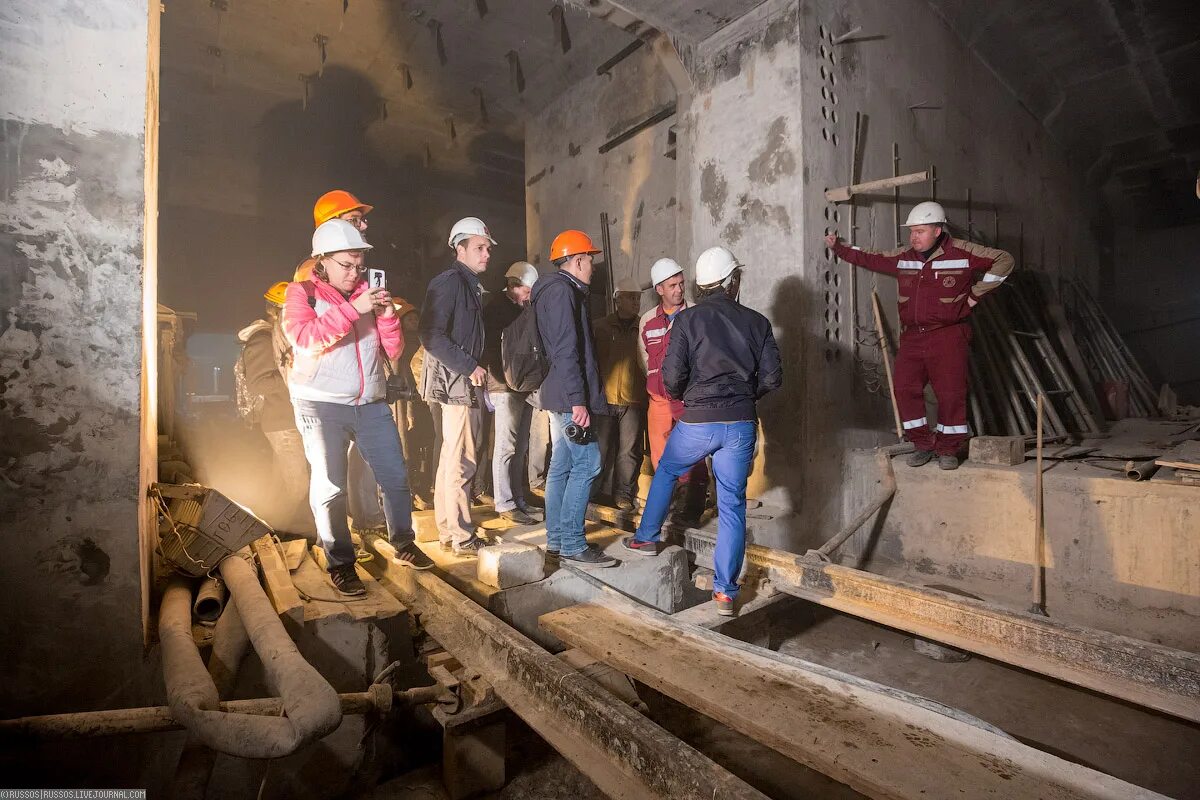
[549, 230, 601, 261]
[293, 258, 315, 282]
[313, 190, 373, 227]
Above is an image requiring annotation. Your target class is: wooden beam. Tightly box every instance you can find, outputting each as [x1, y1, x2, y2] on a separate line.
[685, 529, 1200, 724]
[365, 536, 767, 800]
[250, 535, 303, 625]
[541, 598, 1166, 800]
[825, 170, 929, 202]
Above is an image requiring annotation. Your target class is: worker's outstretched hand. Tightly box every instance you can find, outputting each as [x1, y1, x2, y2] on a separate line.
[824, 232, 840, 248]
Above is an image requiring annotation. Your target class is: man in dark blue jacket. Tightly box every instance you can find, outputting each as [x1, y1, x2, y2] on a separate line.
[420, 216, 493, 556]
[532, 229, 615, 567]
[623, 246, 782, 616]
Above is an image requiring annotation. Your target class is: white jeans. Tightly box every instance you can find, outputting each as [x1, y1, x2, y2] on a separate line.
[491, 391, 532, 512]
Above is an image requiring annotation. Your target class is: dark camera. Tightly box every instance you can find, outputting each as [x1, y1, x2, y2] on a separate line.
[564, 422, 594, 445]
[386, 376, 419, 403]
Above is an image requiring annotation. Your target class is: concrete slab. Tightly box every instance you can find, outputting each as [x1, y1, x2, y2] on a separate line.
[410, 520, 699, 650]
[840, 420, 1200, 649]
[477, 543, 545, 589]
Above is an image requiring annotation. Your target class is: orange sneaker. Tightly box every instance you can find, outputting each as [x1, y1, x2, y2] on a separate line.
[713, 591, 735, 616]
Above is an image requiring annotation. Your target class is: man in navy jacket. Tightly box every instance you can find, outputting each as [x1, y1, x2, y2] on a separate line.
[420, 217, 493, 556]
[624, 246, 782, 616]
[532, 229, 615, 567]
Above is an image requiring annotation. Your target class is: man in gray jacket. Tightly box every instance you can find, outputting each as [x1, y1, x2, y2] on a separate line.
[420, 217, 494, 556]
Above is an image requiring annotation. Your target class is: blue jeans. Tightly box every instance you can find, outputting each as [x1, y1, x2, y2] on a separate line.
[491, 391, 532, 512]
[347, 441, 385, 529]
[294, 398, 414, 569]
[545, 411, 602, 557]
[635, 420, 757, 598]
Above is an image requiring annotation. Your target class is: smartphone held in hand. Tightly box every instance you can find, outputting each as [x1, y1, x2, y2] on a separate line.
[368, 268, 386, 289]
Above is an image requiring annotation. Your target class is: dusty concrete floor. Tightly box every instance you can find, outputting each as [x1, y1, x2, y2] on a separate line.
[772, 605, 1200, 800]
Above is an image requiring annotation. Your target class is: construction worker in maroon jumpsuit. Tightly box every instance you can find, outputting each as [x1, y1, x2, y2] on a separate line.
[825, 201, 1014, 469]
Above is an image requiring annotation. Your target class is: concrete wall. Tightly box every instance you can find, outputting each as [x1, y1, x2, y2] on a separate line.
[0, 0, 168, 788]
[525, 41, 680, 298]
[159, 62, 527, 336]
[1109, 222, 1200, 404]
[526, 0, 1105, 547]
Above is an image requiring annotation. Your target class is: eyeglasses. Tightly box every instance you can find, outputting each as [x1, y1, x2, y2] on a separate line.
[326, 259, 365, 273]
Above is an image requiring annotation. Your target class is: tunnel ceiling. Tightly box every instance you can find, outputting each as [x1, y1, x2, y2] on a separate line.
[927, 0, 1200, 229]
[162, 0, 640, 178]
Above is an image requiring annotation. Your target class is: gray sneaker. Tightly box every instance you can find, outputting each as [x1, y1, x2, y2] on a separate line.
[561, 544, 617, 568]
[938, 454, 960, 470]
[906, 449, 935, 467]
[500, 508, 538, 525]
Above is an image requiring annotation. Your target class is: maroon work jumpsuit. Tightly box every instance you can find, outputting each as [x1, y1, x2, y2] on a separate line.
[833, 236, 1014, 456]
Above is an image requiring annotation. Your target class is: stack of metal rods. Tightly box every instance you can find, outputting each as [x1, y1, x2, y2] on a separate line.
[1063, 280, 1158, 417]
[966, 275, 1106, 438]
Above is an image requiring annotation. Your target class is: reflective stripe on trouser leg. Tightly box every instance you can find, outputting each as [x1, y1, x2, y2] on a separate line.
[928, 325, 972, 456]
[892, 334, 935, 452]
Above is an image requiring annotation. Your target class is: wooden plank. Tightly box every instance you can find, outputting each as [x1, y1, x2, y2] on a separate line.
[542, 599, 1165, 800]
[250, 534, 303, 624]
[825, 170, 928, 202]
[685, 527, 1200, 724]
[365, 536, 767, 800]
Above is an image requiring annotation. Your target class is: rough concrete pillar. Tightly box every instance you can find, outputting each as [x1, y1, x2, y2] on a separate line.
[0, 0, 163, 789]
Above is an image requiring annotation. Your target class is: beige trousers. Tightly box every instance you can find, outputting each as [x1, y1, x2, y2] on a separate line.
[434, 403, 483, 545]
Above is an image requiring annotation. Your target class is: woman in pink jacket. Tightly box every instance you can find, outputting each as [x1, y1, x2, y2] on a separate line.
[283, 219, 433, 596]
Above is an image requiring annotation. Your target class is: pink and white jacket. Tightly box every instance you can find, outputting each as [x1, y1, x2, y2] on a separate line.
[282, 278, 402, 405]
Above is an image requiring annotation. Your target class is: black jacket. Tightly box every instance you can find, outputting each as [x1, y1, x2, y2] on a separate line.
[531, 270, 609, 415]
[419, 262, 485, 406]
[481, 291, 524, 390]
[663, 288, 783, 422]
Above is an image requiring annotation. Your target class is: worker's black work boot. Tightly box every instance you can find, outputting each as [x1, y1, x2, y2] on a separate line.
[938, 455, 960, 470]
[906, 449, 935, 467]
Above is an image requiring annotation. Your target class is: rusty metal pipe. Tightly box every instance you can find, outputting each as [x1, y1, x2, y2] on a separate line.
[170, 596, 252, 800]
[159, 556, 343, 758]
[1, 686, 393, 740]
[192, 576, 227, 623]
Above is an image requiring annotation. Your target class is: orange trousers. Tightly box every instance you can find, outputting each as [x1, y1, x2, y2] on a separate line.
[647, 395, 708, 485]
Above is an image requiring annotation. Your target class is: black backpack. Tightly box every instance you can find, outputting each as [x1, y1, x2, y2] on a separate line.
[501, 303, 548, 392]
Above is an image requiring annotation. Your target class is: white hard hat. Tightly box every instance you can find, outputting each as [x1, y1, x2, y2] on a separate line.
[448, 216, 497, 248]
[903, 201, 947, 227]
[613, 277, 643, 298]
[504, 261, 539, 287]
[649, 257, 683, 287]
[695, 246, 742, 286]
[312, 218, 373, 258]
